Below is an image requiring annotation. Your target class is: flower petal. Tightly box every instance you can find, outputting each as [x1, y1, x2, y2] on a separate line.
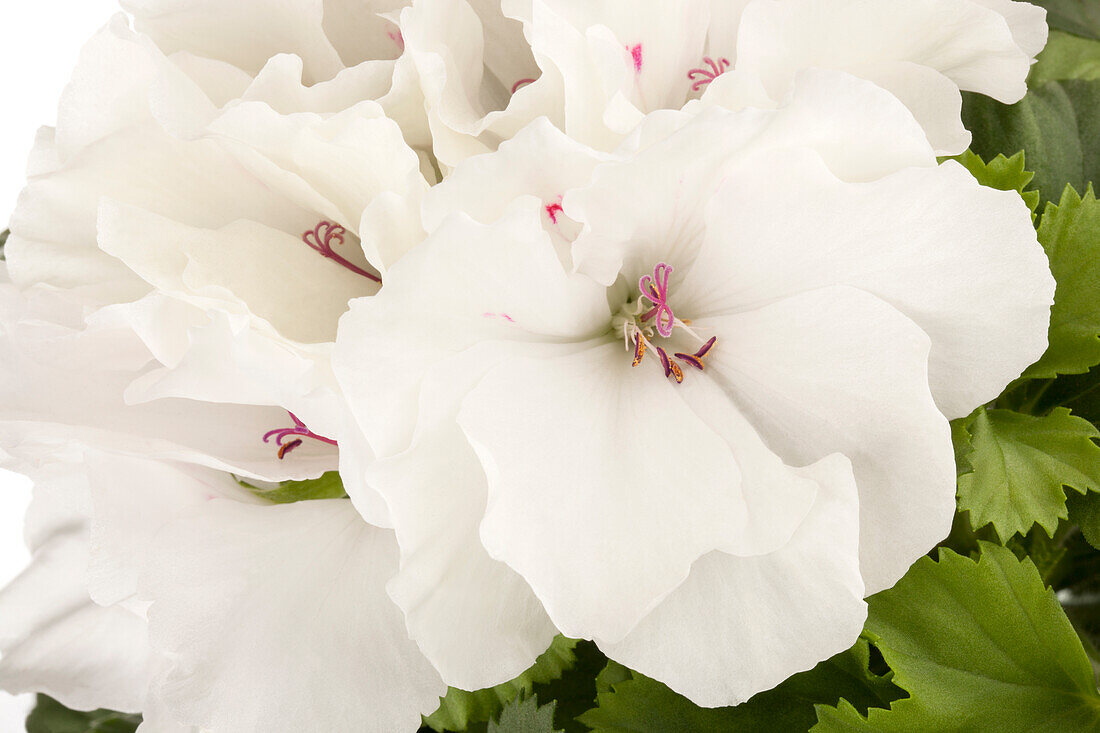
[140, 499, 445, 732]
[459, 342, 749, 643]
[699, 285, 955, 594]
[334, 203, 608, 458]
[679, 148, 1054, 420]
[601, 453, 865, 707]
[367, 423, 557, 690]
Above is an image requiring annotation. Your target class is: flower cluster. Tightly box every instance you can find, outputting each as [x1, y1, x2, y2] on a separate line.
[0, 1, 1055, 731]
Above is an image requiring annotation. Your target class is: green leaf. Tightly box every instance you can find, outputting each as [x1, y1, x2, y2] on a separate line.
[962, 80, 1100, 207]
[488, 696, 562, 733]
[578, 640, 900, 733]
[237, 471, 348, 504]
[957, 407, 1100, 539]
[530, 640, 606, 733]
[423, 636, 578, 732]
[1031, 0, 1100, 41]
[951, 416, 975, 477]
[812, 543, 1100, 732]
[25, 696, 141, 733]
[0, 229, 8, 261]
[1025, 186, 1100, 379]
[1031, 30, 1100, 85]
[951, 150, 1040, 216]
[1068, 490, 1100, 549]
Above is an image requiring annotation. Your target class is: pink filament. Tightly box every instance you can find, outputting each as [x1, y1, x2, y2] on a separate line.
[302, 221, 381, 283]
[263, 411, 339, 460]
[511, 78, 536, 94]
[687, 57, 730, 92]
[639, 262, 675, 338]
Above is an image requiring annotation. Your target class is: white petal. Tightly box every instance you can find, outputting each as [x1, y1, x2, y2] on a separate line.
[969, 0, 1049, 58]
[700, 286, 955, 594]
[0, 493, 150, 712]
[735, 0, 1034, 150]
[84, 454, 261, 608]
[569, 70, 934, 285]
[602, 453, 866, 707]
[97, 201, 373, 345]
[679, 149, 1054, 420]
[140, 499, 445, 732]
[458, 343, 749, 643]
[334, 204, 608, 457]
[122, 0, 346, 83]
[368, 424, 556, 689]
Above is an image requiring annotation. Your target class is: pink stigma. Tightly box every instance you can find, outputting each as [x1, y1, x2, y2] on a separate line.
[263, 411, 339, 460]
[687, 57, 730, 92]
[628, 44, 644, 73]
[639, 262, 675, 337]
[511, 78, 536, 94]
[302, 221, 381, 283]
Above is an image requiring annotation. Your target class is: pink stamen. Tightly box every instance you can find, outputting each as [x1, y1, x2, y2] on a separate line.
[511, 78, 536, 94]
[629, 266, 718, 384]
[628, 44, 644, 73]
[263, 411, 339, 460]
[687, 57, 730, 92]
[302, 221, 381, 283]
[639, 262, 675, 338]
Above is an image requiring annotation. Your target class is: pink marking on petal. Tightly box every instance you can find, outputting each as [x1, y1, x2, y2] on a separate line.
[302, 221, 382, 283]
[511, 78, 536, 94]
[628, 44, 644, 73]
[546, 201, 564, 224]
[388, 30, 405, 51]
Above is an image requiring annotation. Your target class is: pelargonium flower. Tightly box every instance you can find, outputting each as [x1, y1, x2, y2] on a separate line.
[496, 0, 1046, 154]
[333, 72, 1054, 704]
[0, 446, 448, 731]
[2, 8, 436, 518]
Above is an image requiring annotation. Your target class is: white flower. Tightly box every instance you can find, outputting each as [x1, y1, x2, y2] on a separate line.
[4, 9, 430, 516]
[0, 447, 447, 733]
[333, 72, 1054, 705]
[494, 0, 1046, 155]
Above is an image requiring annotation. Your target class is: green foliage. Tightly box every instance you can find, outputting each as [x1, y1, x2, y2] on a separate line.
[812, 544, 1100, 732]
[952, 150, 1040, 216]
[1024, 186, 1100, 379]
[0, 229, 8, 261]
[962, 80, 1100, 207]
[424, 636, 579, 732]
[1031, 31, 1100, 85]
[488, 696, 562, 733]
[25, 696, 141, 733]
[956, 407, 1100, 539]
[1068, 490, 1100, 549]
[238, 471, 348, 504]
[1031, 0, 1100, 41]
[578, 640, 900, 733]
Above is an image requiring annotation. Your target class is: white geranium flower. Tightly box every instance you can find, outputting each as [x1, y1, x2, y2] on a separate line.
[4, 9, 430, 513]
[497, 0, 1046, 155]
[0, 446, 447, 733]
[333, 72, 1054, 704]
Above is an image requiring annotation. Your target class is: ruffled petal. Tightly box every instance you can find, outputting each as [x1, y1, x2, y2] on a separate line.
[602, 453, 865, 707]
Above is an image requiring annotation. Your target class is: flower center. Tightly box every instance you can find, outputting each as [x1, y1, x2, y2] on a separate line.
[263, 411, 339, 459]
[302, 221, 381, 283]
[613, 262, 717, 384]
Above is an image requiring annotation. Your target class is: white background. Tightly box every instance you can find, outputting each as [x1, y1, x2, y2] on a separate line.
[1, 2, 122, 729]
